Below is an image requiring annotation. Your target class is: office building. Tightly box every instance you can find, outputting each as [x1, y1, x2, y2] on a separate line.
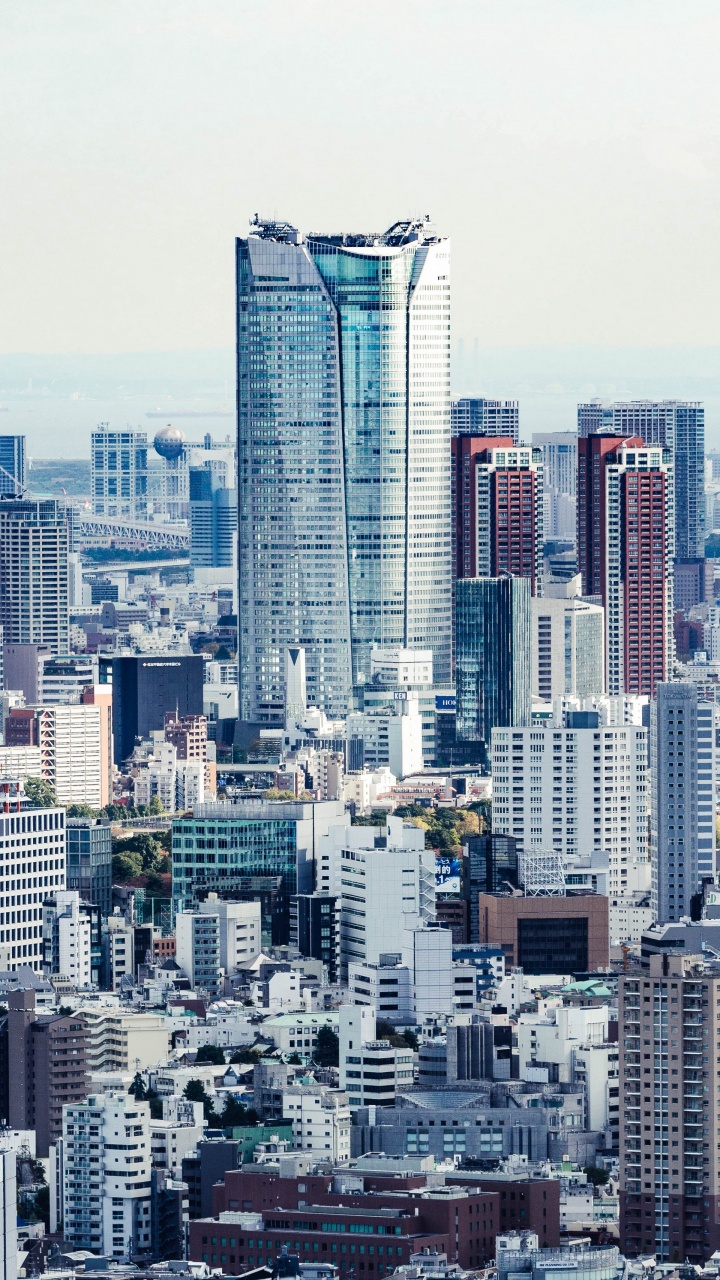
[293, 893, 340, 983]
[237, 216, 452, 724]
[0, 1147, 17, 1280]
[189, 460, 237, 569]
[452, 438, 543, 592]
[465, 835, 519, 941]
[578, 436, 674, 696]
[532, 432, 577, 541]
[650, 683, 717, 923]
[42, 890, 92, 987]
[346, 693, 424, 778]
[0, 499, 71, 652]
[532, 588, 605, 703]
[491, 722, 649, 900]
[91, 427, 148, 520]
[619, 953, 720, 1262]
[194, 893, 261, 973]
[3, 642, 51, 703]
[0, 779, 66, 972]
[455, 576, 531, 764]
[452, 397, 519, 443]
[338, 1004, 414, 1108]
[578, 399, 704, 561]
[171, 798, 345, 943]
[100, 653, 204, 765]
[66, 818, 113, 920]
[478, 891, 609, 974]
[281, 1083, 351, 1161]
[0, 436, 25, 499]
[62, 1092, 152, 1259]
[150, 1169, 189, 1264]
[175, 910, 222, 997]
[4, 988, 88, 1156]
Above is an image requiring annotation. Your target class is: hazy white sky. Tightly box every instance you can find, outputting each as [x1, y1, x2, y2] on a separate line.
[3, 0, 720, 354]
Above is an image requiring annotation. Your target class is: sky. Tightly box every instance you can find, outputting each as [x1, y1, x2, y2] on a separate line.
[3, 0, 720, 355]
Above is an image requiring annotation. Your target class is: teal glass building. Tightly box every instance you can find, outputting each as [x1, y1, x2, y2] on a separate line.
[455, 575, 531, 767]
[236, 217, 451, 723]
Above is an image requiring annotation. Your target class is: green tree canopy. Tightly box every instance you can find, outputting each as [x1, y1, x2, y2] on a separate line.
[314, 1025, 339, 1067]
[112, 850, 143, 881]
[183, 1079, 216, 1122]
[128, 1071, 146, 1100]
[25, 777, 57, 808]
[195, 1044, 226, 1065]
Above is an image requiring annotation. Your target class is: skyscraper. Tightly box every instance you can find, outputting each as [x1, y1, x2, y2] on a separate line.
[91, 427, 148, 521]
[532, 432, 577, 540]
[578, 400, 704, 561]
[237, 216, 451, 723]
[189, 461, 237, 569]
[0, 499, 71, 653]
[650, 683, 717, 923]
[531, 591, 605, 702]
[451, 398, 519, 443]
[454, 575, 531, 764]
[578, 436, 673, 696]
[451, 437, 543, 593]
[0, 436, 25, 498]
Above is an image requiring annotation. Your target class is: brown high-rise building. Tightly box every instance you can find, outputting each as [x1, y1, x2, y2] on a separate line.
[577, 434, 673, 696]
[619, 953, 720, 1264]
[477, 891, 609, 975]
[3, 988, 89, 1156]
[452, 437, 543, 593]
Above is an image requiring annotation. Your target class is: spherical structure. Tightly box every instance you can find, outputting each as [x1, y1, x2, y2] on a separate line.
[154, 424, 186, 460]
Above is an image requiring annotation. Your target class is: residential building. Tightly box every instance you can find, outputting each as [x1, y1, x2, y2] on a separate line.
[452, 397, 519, 443]
[195, 894, 261, 973]
[170, 799, 346, 944]
[176, 910, 222, 997]
[0, 499, 71, 651]
[237, 216, 452, 723]
[477, 892, 609, 974]
[578, 399, 704, 561]
[150, 1169, 189, 1264]
[99, 653, 204, 765]
[102, 914, 135, 990]
[346, 694, 424, 778]
[619, 953, 720, 1262]
[4, 987, 88, 1156]
[491, 720, 649, 900]
[0, 779, 66, 972]
[62, 1092, 152, 1259]
[281, 1084, 351, 1161]
[532, 587, 605, 703]
[66, 818, 113, 919]
[37, 653, 98, 704]
[189, 460, 237, 569]
[455, 575, 531, 764]
[82, 1008, 169, 1074]
[37, 703, 105, 809]
[338, 1004, 414, 1108]
[452, 437, 543, 593]
[577, 436, 674, 696]
[0, 744, 42, 782]
[91, 427, 149, 520]
[293, 894, 340, 984]
[650, 683, 717, 923]
[0, 1147, 17, 1280]
[261, 1010, 339, 1057]
[532, 433, 577, 541]
[0, 436, 25, 498]
[42, 890, 92, 987]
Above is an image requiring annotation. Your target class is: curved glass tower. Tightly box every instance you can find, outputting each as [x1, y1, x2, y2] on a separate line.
[237, 218, 451, 723]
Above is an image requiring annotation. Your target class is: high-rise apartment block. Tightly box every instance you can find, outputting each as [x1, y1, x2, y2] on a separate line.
[0, 1148, 17, 1280]
[0, 499, 71, 652]
[237, 217, 452, 723]
[532, 589, 605, 703]
[578, 400, 704, 561]
[42, 889, 93, 987]
[62, 1092, 153, 1260]
[91, 427, 148, 520]
[3, 987, 88, 1156]
[578, 436, 673, 696]
[532, 432, 577, 540]
[619, 953, 720, 1263]
[491, 722, 649, 900]
[452, 437, 543, 592]
[0, 436, 26, 498]
[650, 683, 717, 923]
[0, 780, 66, 972]
[455, 575, 531, 763]
[452, 397, 519, 443]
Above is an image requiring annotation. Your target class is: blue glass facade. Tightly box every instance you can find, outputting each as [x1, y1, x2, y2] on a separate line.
[454, 576, 531, 765]
[0, 435, 25, 497]
[237, 218, 451, 723]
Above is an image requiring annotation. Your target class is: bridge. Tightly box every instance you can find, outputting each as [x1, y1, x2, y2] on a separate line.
[75, 514, 190, 551]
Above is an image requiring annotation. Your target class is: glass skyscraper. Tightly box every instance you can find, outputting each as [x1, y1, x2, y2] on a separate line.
[454, 575, 531, 766]
[236, 217, 451, 723]
[0, 436, 25, 497]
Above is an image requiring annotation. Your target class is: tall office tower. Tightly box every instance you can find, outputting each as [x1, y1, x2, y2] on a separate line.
[0, 779, 66, 972]
[465, 834, 518, 941]
[619, 953, 720, 1263]
[578, 437, 674, 696]
[0, 436, 25, 498]
[451, 398, 519, 443]
[451, 438, 543, 593]
[650, 683, 717, 923]
[62, 1093, 153, 1259]
[99, 654, 204, 765]
[91, 426, 148, 520]
[531, 591, 605, 702]
[455, 576, 531, 765]
[578, 400, 704, 561]
[491, 720, 649, 901]
[0, 499, 71, 653]
[189, 460, 237, 569]
[532, 432, 577, 540]
[237, 216, 452, 724]
[66, 818, 112, 919]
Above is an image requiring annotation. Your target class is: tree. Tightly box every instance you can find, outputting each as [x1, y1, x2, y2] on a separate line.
[183, 1079, 216, 1123]
[263, 788, 296, 801]
[314, 1026, 339, 1067]
[67, 803, 100, 818]
[112, 850, 143, 881]
[148, 795, 165, 815]
[230, 1046, 265, 1065]
[195, 1044, 226, 1065]
[128, 1071, 146, 1100]
[583, 1165, 610, 1187]
[24, 777, 57, 808]
[287, 1052, 302, 1065]
[220, 1096, 259, 1128]
[376, 1019, 417, 1051]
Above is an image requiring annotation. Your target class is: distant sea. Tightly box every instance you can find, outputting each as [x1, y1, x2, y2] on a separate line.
[3, 345, 720, 458]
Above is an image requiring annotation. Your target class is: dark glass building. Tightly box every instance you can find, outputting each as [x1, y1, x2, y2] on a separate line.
[292, 893, 340, 984]
[0, 436, 26, 496]
[465, 834, 518, 942]
[99, 654, 204, 764]
[454, 575, 531, 768]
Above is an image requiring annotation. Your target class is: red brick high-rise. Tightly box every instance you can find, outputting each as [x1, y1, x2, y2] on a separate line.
[452, 437, 543, 594]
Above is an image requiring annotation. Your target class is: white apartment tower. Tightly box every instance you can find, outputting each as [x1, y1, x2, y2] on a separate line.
[532, 590, 605, 703]
[195, 894, 261, 973]
[0, 780, 66, 972]
[62, 1093, 152, 1260]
